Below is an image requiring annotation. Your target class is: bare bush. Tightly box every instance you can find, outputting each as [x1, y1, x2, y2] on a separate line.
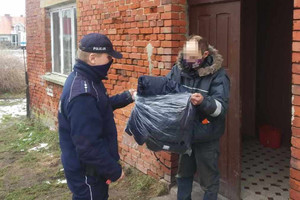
[0, 50, 26, 94]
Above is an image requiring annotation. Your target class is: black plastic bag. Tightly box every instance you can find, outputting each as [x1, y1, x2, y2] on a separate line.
[125, 76, 196, 154]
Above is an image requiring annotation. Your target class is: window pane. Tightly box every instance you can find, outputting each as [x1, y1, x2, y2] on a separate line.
[52, 12, 61, 73]
[62, 9, 72, 75]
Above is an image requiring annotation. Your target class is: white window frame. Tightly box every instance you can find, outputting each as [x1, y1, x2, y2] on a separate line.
[50, 4, 77, 76]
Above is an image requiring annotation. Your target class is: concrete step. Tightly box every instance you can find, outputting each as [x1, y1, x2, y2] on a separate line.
[151, 182, 229, 200]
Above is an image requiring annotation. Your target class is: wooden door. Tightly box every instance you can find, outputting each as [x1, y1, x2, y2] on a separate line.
[189, 1, 241, 199]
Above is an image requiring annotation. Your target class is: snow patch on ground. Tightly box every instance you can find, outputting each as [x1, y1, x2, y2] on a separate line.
[0, 99, 26, 123]
[56, 179, 67, 184]
[28, 143, 49, 152]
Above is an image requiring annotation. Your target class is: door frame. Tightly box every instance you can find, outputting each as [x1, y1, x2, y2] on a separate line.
[188, 0, 239, 6]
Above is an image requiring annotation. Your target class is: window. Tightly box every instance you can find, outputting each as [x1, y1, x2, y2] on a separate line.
[50, 5, 77, 75]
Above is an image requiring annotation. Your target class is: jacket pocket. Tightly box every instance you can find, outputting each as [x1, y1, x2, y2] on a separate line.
[192, 120, 222, 143]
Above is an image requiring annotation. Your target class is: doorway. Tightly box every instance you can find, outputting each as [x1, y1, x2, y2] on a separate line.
[188, 0, 293, 199]
[241, 0, 293, 199]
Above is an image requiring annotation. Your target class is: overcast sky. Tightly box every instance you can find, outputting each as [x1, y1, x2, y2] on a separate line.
[0, 0, 25, 16]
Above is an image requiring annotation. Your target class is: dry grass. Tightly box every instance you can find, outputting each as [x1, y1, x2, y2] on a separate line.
[0, 116, 169, 200]
[0, 50, 26, 94]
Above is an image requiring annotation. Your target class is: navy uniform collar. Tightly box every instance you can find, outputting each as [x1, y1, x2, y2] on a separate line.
[73, 59, 111, 82]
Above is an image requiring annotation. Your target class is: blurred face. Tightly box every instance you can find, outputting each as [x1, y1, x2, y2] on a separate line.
[183, 40, 208, 63]
[89, 53, 113, 66]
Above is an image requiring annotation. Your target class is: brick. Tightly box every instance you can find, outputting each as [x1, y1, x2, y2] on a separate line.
[292, 95, 300, 108]
[144, 8, 152, 14]
[113, 40, 123, 46]
[293, 127, 300, 138]
[293, 136, 300, 149]
[147, 13, 160, 21]
[293, 64, 300, 74]
[143, 21, 150, 27]
[291, 168, 300, 181]
[295, 10, 300, 20]
[151, 41, 161, 47]
[135, 15, 147, 21]
[161, 13, 179, 20]
[161, 41, 179, 47]
[165, 4, 183, 12]
[293, 117, 300, 127]
[103, 19, 114, 24]
[150, 20, 157, 27]
[130, 3, 140, 9]
[295, 105, 300, 117]
[160, 151, 172, 160]
[149, 34, 157, 40]
[108, 74, 119, 80]
[152, 68, 161, 75]
[122, 65, 134, 71]
[140, 28, 153, 34]
[138, 34, 144, 40]
[161, 0, 172, 5]
[108, 29, 117, 34]
[293, 74, 300, 84]
[295, 20, 300, 30]
[293, 85, 300, 95]
[138, 60, 144, 66]
[293, 146, 300, 161]
[134, 66, 147, 73]
[291, 157, 300, 170]
[161, 27, 173, 34]
[291, 188, 300, 200]
[291, 178, 300, 191]
[164, 48, 173, 54]
[118, 5, 128, 11]
[294, 31, 300, 41]
[294, 42, 300, 52]
[161, 55, 172, 62]
[157, 48, 164, 54]
[153, 27, 160, 33]
[158, 34, 165, 40]
[157, 20, 164, 27]
[129, 53, 141, 59]
[134, 41, 146, 47]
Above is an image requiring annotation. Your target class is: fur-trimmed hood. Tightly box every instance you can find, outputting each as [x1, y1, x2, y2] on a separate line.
[176, 45, 223, 77]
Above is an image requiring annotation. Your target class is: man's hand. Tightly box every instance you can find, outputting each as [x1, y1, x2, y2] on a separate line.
[129, 89, 137, 100]
[190, 93, 204, 106]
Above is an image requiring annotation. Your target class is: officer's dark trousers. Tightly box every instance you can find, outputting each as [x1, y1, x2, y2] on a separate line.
[66, 173, 109, 200]
[176, 140, 220, 200]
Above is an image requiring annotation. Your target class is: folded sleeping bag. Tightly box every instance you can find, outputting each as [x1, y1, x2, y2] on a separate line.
[125, 75, 196, 154]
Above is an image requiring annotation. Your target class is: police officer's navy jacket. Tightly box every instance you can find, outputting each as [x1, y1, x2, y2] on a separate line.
[58, 59, 133, 194]
[167, 45, 230, 142]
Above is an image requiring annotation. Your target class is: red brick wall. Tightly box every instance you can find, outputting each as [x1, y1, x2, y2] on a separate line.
[26, 0, 61, 130]
[26, 0, 188, 183]
[292, 0, 300, 199]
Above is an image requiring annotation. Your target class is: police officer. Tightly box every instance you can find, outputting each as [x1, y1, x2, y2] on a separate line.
[58, 33, 135, 200]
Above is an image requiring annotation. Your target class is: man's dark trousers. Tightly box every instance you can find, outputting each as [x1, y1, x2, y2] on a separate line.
[176, 140, 220, 200]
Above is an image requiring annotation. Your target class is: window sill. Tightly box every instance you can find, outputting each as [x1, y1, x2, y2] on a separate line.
[40, 0, 75, 8]
[42, 73, 67, 86]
